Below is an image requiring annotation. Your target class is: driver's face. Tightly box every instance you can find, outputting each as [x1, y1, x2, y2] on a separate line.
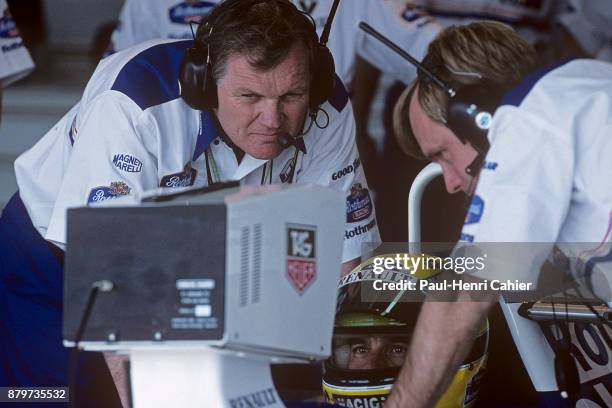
[347, 337, 408, 370]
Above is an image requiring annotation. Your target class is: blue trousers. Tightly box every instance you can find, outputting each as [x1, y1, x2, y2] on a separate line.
[0, 193, 121, 407]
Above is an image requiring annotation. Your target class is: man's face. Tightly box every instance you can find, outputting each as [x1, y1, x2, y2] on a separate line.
[409, 85, 479, 194]
[346, 336, 408, 370]
[215, 42, 311, 160]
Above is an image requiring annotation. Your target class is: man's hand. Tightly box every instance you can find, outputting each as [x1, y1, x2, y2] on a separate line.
[385, 285, 495, 407]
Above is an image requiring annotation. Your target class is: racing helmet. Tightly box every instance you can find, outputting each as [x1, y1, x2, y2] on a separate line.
[322, 255, 489, 407]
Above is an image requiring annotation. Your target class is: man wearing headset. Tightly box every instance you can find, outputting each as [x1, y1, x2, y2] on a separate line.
[386, 21, 612, 407]
[1, 0, 381, 405]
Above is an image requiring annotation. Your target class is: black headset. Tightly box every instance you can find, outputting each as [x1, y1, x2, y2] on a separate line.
[179, 0, 338, 112]
[359, 22, 512, 176]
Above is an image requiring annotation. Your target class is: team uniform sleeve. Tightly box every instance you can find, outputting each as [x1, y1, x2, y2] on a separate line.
[459, 108, 574, 284]
[44, 92, 160, 246]
[0, 0, 34, 87]
[355, 0, 441, 84]
[109, 0, 157, 53]
[298, 100, 381, 263]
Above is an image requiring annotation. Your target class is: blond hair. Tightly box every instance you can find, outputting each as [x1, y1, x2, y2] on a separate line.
[394, 21, 538, 159]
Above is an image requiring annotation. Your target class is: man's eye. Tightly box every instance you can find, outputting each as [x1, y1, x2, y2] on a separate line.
[351, 345, 369, 354]
[282, 92, 305, 102]
[389, 344, 407, 354]
[240, 94, 260, 101]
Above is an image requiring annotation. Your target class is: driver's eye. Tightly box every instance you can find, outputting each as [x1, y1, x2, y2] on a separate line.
[351, 344, 369, 354]
[389, 344, 407, 354]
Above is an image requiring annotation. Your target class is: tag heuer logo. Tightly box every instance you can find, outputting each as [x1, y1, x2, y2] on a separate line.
[286, 224, 316, 294]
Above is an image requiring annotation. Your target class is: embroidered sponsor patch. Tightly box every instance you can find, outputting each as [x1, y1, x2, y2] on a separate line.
[168, 1, 215, 24]
[346, 183, 372, 223]
[465, 195, 484, 225]
[332, 157, 361, 181]
[344, 219, 377, 240]
[0, 8, 19, 39]
[112, 153, 143, 173]
[87, 181, 131, 203]
[286, 224, 317, 294]
[160, 162, 197, 188]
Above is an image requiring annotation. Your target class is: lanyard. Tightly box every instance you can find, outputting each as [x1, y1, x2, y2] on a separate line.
[204, 144, 300, 186]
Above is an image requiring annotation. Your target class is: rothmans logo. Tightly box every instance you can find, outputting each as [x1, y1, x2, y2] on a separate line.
[112, 153, 142, 173]
[346, 183, 372, 223]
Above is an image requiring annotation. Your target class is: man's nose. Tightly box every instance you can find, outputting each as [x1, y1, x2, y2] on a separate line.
[374, 351, 395, 369]
[259, 99, 282, 129]
[441, 165, 463, 194]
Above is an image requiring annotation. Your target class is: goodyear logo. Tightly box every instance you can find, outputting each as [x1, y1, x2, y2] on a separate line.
[168, 1, 215, 25]
[332, 157, 361, 181]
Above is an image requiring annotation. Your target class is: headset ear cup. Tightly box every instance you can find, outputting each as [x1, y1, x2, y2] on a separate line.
[310, 45, 335, 111]
[201, 61, 218, 108]
[179, 46, 218, 110]
[446, 84, 500, 152]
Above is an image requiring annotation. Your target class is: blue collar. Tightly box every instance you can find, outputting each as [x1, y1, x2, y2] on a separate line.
[500, 58, 576, 108]
[192, 110, 223, 162]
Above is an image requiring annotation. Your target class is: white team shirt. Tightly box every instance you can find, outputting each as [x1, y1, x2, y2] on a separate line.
[461, 59, 612, 283]
[14, 39, 381, 263]
[0, 0, 34, 87]
[557, 0, 612, 62]
[109, 0, 440, 86]
[403, 0, 555, 23]
[402, 0, 560, 45]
